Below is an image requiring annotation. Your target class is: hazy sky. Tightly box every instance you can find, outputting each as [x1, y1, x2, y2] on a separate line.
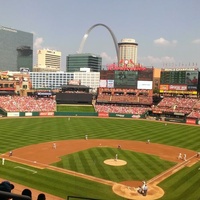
[0, 0, 200, 71]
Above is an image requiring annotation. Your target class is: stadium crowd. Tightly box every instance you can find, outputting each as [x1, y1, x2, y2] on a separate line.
[95, 104, 150, 115]
[0, 94, 200, 118]
[0, 96, 56, 112]
[151, 97, 200, 115]
[97, 94, 152, 105]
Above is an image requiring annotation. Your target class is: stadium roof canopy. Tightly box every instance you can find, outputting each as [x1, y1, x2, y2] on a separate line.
[60, 84, 91, 89]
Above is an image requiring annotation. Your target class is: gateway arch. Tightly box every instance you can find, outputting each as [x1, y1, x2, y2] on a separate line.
[78, 23, 119, 61]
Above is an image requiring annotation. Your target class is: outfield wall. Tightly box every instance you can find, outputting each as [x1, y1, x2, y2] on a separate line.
[4, 111, 200, 125]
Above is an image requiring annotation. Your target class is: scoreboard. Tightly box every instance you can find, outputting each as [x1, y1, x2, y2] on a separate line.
[160, 70, 199, 85]
[100, 68, 153, 89]
[114, 71, 138, 88]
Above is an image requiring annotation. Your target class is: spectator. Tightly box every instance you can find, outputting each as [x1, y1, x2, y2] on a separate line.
[21, 188, 32, 199]
[0, 181, 14, 192]
[37, 193, 46, 200]
[0, 181, 14, 200]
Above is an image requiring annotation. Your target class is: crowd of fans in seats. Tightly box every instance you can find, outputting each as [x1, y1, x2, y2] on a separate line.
[187, 99, 200, 118]
[97, 88, 152, 105]
[0, 96, 56, 112]
[95, 104, 150, 115]
[152, 97, 200, 116]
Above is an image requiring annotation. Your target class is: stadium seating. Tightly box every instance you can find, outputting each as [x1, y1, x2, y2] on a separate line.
[95, 104, 149, 115]
[187, 99, 200, 118]
[151, 97, 198, 114]
[0, 96, 56, 112]
[97, 88, 152, 105]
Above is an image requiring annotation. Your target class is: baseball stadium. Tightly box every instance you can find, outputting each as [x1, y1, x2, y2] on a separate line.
[0, 67, 200, 200]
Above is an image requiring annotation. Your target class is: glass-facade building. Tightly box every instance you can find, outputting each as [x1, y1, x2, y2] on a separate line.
[30, 72, 100, 91]
[0, 25, 33, 71]
[66, 53, 102, 72]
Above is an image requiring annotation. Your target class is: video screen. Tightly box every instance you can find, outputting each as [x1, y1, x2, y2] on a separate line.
[114, 71, 138, 88]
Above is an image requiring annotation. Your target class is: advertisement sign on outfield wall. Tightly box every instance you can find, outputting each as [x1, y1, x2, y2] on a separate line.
[39, 112, 54, 116]
[186, 118, 196, 124]
[25, 112, 32, 116]
[98, 112, 109, 117]
[7, 112, 20, 117]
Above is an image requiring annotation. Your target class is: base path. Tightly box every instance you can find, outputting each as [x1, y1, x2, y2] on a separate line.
[2, 139, 199, 200]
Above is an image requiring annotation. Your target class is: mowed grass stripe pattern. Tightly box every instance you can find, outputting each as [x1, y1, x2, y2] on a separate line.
[0, 118, 200, 151]
[0, 161, 120, 199]
[0, 117, 200, 200]
[53, 147, 175, 182]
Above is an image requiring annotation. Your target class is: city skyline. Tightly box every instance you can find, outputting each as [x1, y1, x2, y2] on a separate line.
[0, 0, 200, 71]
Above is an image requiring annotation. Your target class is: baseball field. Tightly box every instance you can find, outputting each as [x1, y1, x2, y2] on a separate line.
[0, 115, 200, 200]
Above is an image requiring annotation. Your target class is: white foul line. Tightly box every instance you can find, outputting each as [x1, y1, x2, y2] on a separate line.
[14, 166, 37, 174]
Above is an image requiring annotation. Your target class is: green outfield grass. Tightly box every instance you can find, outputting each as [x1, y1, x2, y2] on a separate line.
[57, 105, 95, 112]
[0, 117, 200, 200]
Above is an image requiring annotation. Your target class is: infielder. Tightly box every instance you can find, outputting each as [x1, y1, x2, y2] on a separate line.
[53, 143, 56, 149]
[9, 151, 13, 157]
[178, 153, 182, 160]
[183, 153, 187, 161]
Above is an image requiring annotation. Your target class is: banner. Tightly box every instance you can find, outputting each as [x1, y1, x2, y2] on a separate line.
[39, 112, 54, 116]
[25, 112, 32, 116]
[169, 85, 187, 91]
[98, 112, 109, 117]
[7, 112, 20, 117]
[186, 118, 196, 124]
[159, 85, 169, 90]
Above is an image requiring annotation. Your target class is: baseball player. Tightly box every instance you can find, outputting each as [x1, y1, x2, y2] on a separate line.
[141, 181, 146, 191]
[53, 143, 56, 149]
[115, 154, 118, 161]
[183, 153, 187, 161]
[9, 151, 13, 157]
[2, 157, 5, 165]
[85, 135, 88, 140]
[178, 153, 182, 160]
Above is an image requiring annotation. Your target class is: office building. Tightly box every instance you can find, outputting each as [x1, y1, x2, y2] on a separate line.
[66, 53, 102, 72]
[118, 38, 138, 65]
[33, 49, 61, 72]
[30, 71, 100, 92]
[0, 25, 33, 71]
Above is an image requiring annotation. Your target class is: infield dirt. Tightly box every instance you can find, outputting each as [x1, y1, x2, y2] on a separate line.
[2, 139, 199, 200]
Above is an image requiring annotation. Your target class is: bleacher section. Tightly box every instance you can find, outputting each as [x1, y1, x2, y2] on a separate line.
[95, 104, 149, 115]
[151, 97, 198, 114]
[97, 88, 153, 105]
[0, 96, 56, 112]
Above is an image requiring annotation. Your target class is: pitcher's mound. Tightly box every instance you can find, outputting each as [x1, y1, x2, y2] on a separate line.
[104, 159, 127, 166]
